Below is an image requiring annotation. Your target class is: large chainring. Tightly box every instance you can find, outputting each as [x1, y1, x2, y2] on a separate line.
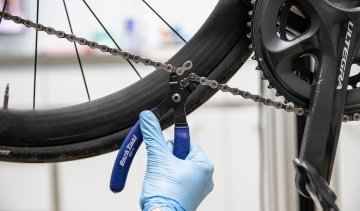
[250, 0, 360, 115]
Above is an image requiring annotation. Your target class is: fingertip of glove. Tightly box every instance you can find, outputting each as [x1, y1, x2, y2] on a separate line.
[140, 110, 155, 118]
[139, 111, 163, 139]
[140, 111, 159, 124]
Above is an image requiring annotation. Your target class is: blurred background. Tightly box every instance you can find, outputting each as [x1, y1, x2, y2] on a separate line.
[0, 0, 359, 211]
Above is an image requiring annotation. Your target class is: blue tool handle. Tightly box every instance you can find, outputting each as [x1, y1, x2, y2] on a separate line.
[110, 120, 143, 193]
[173, 126, 190, 160]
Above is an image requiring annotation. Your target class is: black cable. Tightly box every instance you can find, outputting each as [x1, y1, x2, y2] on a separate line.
[63, 0, 91, 101]
[0, 0, 8, 24]
[82, 0, 142, 79]
[33, 0, 40, 110]
[141, 0, 187, 44]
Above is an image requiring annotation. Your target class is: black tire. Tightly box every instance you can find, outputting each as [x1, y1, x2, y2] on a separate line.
[0, 0, 252, 162]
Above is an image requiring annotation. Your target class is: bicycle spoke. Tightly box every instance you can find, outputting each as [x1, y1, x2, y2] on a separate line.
[33, 0, 40, 110]
[62, 0, 91, 101]
[141, 0, 187, 44]
[82, 0, 142, 79]
[0, 0, 8, 24]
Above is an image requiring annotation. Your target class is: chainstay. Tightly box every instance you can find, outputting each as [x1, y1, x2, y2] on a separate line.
[1, 11, 359, 122]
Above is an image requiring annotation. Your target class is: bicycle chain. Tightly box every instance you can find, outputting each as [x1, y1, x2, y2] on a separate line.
[182, 73, 305, 115]
[0, 11, 193, 76]
[1, 11, 359, 122]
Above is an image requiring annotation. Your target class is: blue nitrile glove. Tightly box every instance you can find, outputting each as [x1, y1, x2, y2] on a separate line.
[139, 111, 214, 211]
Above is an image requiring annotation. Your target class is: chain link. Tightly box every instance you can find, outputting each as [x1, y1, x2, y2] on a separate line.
[183, 73, 305, 116]
[1, 11, 359, 122]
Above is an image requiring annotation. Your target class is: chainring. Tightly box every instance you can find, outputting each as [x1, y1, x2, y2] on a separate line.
[250, 0, 360, 115]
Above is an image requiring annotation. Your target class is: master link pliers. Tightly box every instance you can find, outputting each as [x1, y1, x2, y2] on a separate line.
[110, 72, 192, 193]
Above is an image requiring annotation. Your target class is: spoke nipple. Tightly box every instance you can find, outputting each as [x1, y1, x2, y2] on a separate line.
[251, 55, 256, 60]
[3, 83, 9, 109]
[343, 115, 350, 122]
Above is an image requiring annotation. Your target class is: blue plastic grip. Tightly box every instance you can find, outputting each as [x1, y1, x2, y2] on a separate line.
[173, 126, 190, 160]
[110, 120, 143, 192]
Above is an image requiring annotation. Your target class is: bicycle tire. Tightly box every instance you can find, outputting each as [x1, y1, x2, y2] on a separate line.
[0, 0, 252, 162]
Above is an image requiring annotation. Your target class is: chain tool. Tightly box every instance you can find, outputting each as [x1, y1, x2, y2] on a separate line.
[1, 11, 360, 122]
[110, 72, 191, 192]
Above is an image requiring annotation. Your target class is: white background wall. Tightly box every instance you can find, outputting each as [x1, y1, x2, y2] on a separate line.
[0, 0, 360, 211]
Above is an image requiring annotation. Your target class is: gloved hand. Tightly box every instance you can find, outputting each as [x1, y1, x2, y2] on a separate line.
[139, 111, 214, 211]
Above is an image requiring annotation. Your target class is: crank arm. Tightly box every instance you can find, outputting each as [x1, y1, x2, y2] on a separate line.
[295, 20, 357, 202]
[294, 159, 339, 211]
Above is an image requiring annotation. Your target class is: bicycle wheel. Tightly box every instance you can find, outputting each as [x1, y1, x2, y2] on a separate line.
[0, 0, 252, 162]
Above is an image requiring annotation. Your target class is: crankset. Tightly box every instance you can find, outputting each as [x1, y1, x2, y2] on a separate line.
[251, 0, 360, 210]
[251, 0, 360, 116]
